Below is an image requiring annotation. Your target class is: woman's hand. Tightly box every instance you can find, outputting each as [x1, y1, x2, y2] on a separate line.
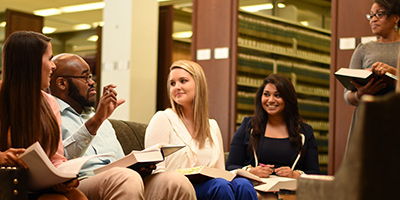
[371, 62, 397, 76]
[249, 164, 274, 178]
[274, 166, 303, 179]
[0, 148, 27, 168]
[53, 178, 80, 193]
[351, 77, 386, 97]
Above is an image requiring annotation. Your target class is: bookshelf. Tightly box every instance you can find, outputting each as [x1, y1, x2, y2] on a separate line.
[236, 11, 331, 174]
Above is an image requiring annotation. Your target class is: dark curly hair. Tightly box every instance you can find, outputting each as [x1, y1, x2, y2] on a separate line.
[375, 0, 400, 27]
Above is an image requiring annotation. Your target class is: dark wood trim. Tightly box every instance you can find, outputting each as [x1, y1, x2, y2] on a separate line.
[157, 5, 174, 111]
[192, 0, 238, 151]
[330, 0, 372, 174]
[96, 26, 102, 107]
[5, 9, 43, 38]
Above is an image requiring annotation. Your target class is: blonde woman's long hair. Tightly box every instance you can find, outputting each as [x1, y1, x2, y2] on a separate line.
[167, 60, 213, 148]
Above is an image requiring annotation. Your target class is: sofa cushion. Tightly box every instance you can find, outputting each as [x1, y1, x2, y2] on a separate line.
[108, 119, 147, 155]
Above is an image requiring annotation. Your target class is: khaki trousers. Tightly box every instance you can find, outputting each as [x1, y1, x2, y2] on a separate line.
[78, 167, 196, 200]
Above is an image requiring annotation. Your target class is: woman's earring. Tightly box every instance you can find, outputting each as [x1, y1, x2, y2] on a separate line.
[395, 25, 399, 32]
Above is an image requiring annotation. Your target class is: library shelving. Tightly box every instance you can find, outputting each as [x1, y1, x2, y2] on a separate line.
[236, 11, 331, 174]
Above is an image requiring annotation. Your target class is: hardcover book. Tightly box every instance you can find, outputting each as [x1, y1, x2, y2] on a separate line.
[334, 68, 397, 95]
[19, 142, 109, 190]
[176, 165, 264, 184]
[93, 143, 185, 174]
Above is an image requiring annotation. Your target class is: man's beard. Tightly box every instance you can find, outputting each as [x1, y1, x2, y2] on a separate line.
[67, 79, 95, 107]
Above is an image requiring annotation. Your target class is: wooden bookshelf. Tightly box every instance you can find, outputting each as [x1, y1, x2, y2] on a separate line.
[236, 11, 331, 174]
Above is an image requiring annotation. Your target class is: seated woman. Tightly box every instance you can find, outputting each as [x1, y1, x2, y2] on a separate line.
[145, 60, 257, 200]
[0, 31, 86, 200]
[226, 74, 320, 179]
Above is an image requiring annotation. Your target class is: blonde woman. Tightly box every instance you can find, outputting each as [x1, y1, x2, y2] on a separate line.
[145, 60, 257, 200]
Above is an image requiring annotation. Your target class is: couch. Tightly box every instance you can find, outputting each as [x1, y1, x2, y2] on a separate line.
[109, 119, 148, 154]
[0, 119, 148, 200]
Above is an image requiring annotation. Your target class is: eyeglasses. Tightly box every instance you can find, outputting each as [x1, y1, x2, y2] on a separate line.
[366, 11, 387, 20]
[59, 74, 93, 83]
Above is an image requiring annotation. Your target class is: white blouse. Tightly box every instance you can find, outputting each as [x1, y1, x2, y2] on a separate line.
[145, 109, 225, 171]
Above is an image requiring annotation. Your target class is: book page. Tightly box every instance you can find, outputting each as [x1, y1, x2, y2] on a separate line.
[255, 175, 296, 192]
[177, 166, 235, 182]
[94, 148, 164, 175]
[19, 142, 76, 189]
[232, 169, 264, 183]
[57, 153, 115, 173]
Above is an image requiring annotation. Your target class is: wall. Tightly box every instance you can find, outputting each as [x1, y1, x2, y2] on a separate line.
[102, 0, 159, 123]
[330, 0, 372, 174]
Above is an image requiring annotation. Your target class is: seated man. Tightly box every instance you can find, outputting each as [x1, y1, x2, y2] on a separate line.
[49, 53, 196, 200]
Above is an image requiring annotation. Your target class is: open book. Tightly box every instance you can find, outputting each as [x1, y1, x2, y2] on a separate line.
[19, 142, 110, 190]
[176, 166, 264, 184]
[254, 175, 297, 192]
[93, 143, 185, 175]
[334, 68, 398, 95]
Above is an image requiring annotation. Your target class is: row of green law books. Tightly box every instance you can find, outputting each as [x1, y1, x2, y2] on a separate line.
[238, 52, 330, 86]
[238, 37, 331, 64]
[238, 13, 331, 50]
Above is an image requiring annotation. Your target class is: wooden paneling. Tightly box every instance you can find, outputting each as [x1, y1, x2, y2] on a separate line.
[192, 0, 238, 151]
[5, 9, 43, 37]
[329, 0, 372, 174]
[157, 6, 174, 111]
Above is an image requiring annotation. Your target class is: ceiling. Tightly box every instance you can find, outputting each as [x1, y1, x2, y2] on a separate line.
[0, 0, 331, 35]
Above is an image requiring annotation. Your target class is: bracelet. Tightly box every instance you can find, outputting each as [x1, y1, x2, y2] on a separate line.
[294, 170, 305, 175]
[354, 91, 361, 102]
[242, 165, 252, 172]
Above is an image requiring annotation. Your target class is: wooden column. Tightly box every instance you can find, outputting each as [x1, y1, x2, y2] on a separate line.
[157, 6, 174, 111]
[191, 0, 238, 151]
[330, 0, 372, 174]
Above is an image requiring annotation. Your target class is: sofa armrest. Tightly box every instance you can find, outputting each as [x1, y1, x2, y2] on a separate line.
[0, 167, 28, 200]
[108, 119, 148, 155]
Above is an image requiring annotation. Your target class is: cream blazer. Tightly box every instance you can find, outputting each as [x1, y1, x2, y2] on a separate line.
[145, 109, 225, 172]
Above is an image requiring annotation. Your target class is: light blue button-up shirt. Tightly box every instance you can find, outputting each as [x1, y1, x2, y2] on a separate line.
[56, 98, 125, 178]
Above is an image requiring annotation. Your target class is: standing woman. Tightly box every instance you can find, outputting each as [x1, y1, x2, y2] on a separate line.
[145, 60, 257, 200]
[346, 0, 400, 105]
[345, 0, 400, 139]
[0, 31, 86, 200]
[226, 74, 320, 179]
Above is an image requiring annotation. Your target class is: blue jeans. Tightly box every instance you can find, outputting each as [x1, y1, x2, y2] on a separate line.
[193, 177, 257, 200]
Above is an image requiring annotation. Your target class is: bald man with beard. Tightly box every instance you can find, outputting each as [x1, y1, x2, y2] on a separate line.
[49, 53, 196, 200]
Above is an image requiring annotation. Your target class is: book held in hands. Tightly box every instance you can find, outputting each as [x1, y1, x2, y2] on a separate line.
[176, 165, 264, 184]
[334, 68, 398, 95]
[93, 143, 185, 174]
[18, 142, 110, 190]
[254, 175, 297, 192]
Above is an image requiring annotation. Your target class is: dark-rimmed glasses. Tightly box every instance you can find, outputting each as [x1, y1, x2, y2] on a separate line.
[59, 74, 93, 83]
[366, 11, 387, 20]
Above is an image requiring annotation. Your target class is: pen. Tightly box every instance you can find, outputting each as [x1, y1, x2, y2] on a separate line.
[259, 163, 274, 169]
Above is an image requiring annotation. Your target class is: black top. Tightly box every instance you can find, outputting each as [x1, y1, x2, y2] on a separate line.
[226, 117, 320, 174]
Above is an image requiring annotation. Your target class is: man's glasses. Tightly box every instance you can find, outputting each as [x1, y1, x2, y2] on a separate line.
[59, 74, 93, 83]
[366, 11, 387, 20]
